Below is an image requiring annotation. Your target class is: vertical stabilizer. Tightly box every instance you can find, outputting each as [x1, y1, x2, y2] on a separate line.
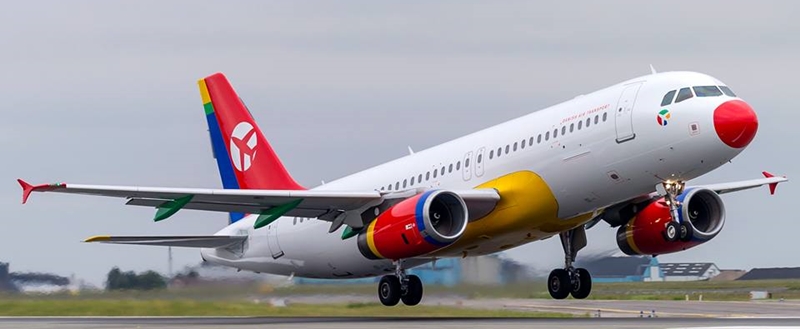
[198, 73, 305, 223]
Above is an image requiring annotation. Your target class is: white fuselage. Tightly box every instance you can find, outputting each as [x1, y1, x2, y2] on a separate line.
[201, 71, 746, 279]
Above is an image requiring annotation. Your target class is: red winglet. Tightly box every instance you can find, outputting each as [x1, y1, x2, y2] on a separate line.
[17, 179, 64, 204]
[762, 171, 779, 195]
[18, 179, 35, 204]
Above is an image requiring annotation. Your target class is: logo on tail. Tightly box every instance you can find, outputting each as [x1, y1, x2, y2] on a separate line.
[230, 122, 257, 172]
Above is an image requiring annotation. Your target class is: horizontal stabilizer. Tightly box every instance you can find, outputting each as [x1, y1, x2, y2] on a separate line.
[83, 235, 246, 248]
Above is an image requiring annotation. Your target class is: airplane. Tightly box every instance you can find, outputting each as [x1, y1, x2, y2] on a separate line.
[18, 70, 787, 306]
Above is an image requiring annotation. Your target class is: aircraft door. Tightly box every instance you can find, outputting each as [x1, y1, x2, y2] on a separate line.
[462, 151, 473, 181]
[475, 147, 485, 177]
[614, 82, 642, 143]
[266, 222, 285, 259]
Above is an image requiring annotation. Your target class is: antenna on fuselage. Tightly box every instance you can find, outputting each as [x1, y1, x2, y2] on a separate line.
[407, 146, 414, 155]
[649, 64, 657, 75]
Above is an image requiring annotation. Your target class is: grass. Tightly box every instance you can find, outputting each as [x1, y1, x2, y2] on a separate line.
[271, 279, 800, 301]
[0, 299, 569, 317]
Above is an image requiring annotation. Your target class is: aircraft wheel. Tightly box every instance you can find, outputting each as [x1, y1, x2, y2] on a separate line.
[378, 275, 401, 306]
[663, 221, 679, 242]
[570, 268, 592, 299]
[401, 275, 423, 306]
[548, 269, 571, 299]
[679, 221, 694, 242]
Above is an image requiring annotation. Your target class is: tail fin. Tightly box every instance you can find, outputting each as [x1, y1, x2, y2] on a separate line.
[199, 73, 305, 223]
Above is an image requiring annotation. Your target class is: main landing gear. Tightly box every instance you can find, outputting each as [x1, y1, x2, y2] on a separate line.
[661, 181, 692, 242]
[548, 227, 592, 299]
[378, 261, 423, 306]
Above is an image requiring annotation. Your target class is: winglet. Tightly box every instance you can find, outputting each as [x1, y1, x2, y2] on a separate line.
[17, 179, 64, 204]
[762, 171, 781, 195]
[18, 179, 33, 204]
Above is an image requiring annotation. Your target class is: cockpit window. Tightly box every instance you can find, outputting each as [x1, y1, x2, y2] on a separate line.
[675, 87, 693, 103]
[693, 86, 723, 97]
[719, 86, 737, 97]
[661, 90, 677, 106]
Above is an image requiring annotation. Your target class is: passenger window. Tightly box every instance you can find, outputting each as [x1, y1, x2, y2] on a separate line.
[410, 177, 415, 186]
[529, 137, 534, 146]
[661, 90, 677, 106]
[537, 134, 542, 143]
[465, 158, 470, 167]
[578, 120, 582, 130]
[451, 163, 455, 172]
[561, 126, 566, 135]
[477, 154, 482, 163]
[403, 179, 407, 188]
[719, 86, 737, 97]
[426, 172, 430, 180]
[440, 167, 445, 175]
[513, 142, 518, 151]
[545, 131, 550, 141]
[293, 217, 297, 225]
[553, 128, 558, 138]
[489, 150, 494, 159]
[594, 115, 599, 124]
[388, 184, 392, 191]
[520, 139, 525, 149]
[570, 123, 574, 133]
[693, 86, 723, 97]
[675, 87, 693, 103]
[418, 174, 422, 182]
[433, 170, 437, 178]
[505, 145, 510, 153]
[602, 112, 608, 122]
[497, 147, 502, 156]
[395, 182, 399, 190]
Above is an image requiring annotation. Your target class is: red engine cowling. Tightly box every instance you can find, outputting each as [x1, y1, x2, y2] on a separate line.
[617, 188, 726, 256]
[357, 190, 468, 260]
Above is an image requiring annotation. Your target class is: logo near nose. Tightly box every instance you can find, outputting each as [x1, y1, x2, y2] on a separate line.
[230, 121, 257, 172]
[657, 109, 671, 126]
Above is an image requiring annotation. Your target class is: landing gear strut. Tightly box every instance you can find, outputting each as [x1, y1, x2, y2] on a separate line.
[661, 181, 692, 242]
[548, 227, 592, 299]
[378, 261, 423, 306]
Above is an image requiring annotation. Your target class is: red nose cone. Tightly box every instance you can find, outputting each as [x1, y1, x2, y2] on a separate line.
[713, 100, 758, 148]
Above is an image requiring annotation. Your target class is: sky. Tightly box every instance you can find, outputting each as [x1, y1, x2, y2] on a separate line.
[1, 1, 798, 285]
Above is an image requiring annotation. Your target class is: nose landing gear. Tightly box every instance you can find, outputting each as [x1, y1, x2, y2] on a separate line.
[378, 261, 423, 306]
[661, 181, 693, 242]
[548, 227, 592, 299]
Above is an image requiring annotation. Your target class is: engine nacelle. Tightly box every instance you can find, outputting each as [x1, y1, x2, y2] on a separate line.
[357, 190, 468, 260]
[617, 188, 726, 256]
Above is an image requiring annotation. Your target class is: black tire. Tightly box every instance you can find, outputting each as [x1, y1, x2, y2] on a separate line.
[663, 221, 679, 242]
[570, 268, 592, 299]
[401, 275, 423, 306]
[548, 269, 571, 300]
[679, 221, 694, 242]
[378, 275, 401, 306]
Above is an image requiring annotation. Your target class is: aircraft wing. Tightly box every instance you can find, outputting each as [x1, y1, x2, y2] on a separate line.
[17, 179, 500, 228]
[83, 235, 246, 248]
[697, 171, 787, 195]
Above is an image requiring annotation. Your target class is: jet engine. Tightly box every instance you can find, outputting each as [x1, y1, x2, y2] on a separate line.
[357, 190, 468, 260]
[617, 188, 726, 255]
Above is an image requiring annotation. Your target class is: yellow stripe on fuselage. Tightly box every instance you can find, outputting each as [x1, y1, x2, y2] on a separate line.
[366, 220, 384, 259]
[198, 79, 212, 104]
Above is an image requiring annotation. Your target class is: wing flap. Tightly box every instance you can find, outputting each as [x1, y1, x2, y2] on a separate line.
[84, 235, 246, 248]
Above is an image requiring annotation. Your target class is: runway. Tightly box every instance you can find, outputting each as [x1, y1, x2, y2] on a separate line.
[0, 317, 799, 329]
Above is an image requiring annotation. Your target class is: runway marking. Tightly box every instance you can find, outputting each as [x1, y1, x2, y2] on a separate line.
[508, 303, 739, 318]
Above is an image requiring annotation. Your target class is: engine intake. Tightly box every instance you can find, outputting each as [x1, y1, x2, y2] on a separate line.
[617, 188, 726, 256]
[357, 190, 468, 260]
